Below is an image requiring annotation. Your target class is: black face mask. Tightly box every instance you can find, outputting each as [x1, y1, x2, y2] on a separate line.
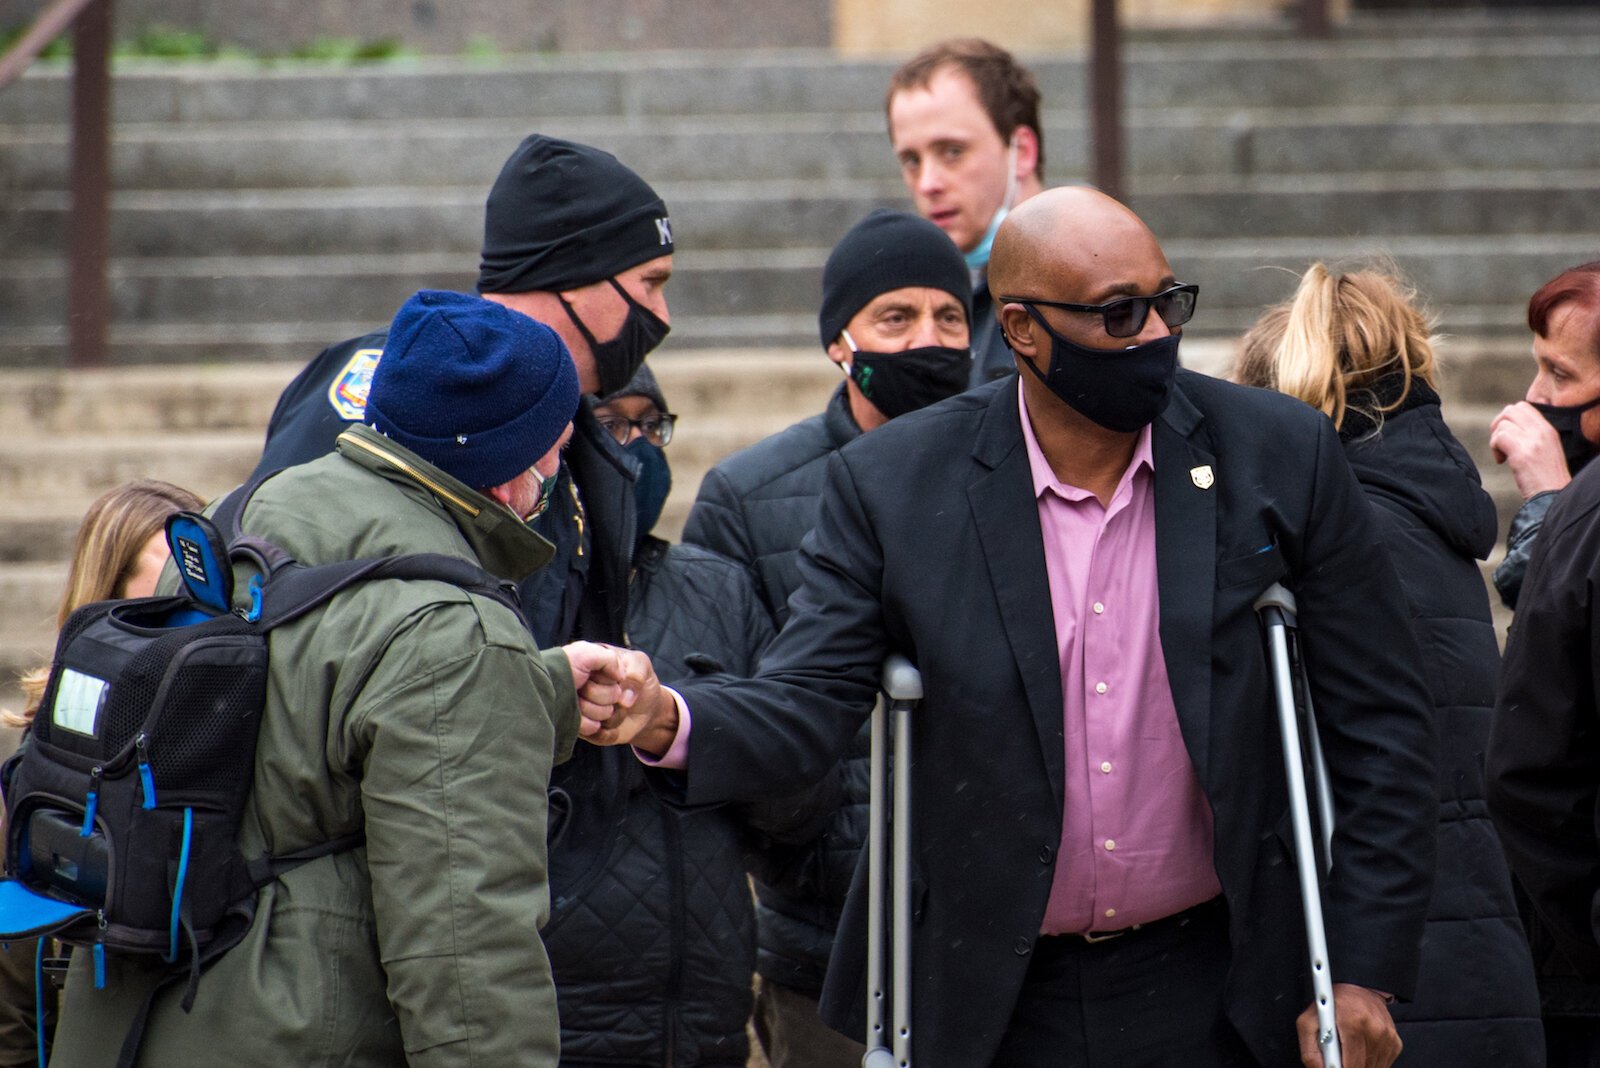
[1015, 304, 1178, 433]
[842, 336, 972, 420]
[1531, 395, 1600, 476]
[625, 437, 672, 550]
[562, 278, 671, 396]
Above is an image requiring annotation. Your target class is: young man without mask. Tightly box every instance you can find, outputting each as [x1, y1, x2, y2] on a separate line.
[682, 208, 970, 1068]
[887, 38, 1046, 388]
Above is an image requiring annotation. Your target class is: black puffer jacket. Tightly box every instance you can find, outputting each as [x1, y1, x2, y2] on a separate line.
[548, 537, 800, 1067]
[1341, 383, 1543, 1065]
[683, 384, 868, 996]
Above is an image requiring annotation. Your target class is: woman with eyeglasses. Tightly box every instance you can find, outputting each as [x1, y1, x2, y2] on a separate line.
[1234, 262, 1541, 1067]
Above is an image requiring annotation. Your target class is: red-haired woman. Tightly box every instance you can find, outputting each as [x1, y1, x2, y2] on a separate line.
[1489, 261, 1600, 608]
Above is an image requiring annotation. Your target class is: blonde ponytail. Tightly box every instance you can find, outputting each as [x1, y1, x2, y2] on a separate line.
[1236, 261, 1438, 434]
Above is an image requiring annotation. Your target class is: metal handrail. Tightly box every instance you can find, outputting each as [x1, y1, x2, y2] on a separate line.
[0, 0, 101, 90]
[0, 0, 113, 368]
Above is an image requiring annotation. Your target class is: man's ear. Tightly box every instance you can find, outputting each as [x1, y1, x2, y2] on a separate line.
[485, 481, 516, 509]
[998, 303, 1040, 359]
[824, 337, 851, 370]
[1013, 126, 1041, 181]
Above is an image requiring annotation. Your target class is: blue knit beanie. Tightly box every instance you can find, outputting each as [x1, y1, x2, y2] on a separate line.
[367, 290, 580, 489]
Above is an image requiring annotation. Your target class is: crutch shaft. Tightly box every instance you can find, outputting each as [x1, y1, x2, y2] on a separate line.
[1263, 613, 1343, 1067]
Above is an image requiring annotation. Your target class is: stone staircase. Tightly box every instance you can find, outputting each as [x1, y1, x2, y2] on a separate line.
[1, 21, 1596, 697]
[1, 28, 1598, 361]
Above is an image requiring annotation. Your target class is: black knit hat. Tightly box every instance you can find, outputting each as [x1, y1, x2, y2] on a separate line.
[477, 135, 673, 295]
[368, 290, 580, 489]
[818, 209, 972, 348]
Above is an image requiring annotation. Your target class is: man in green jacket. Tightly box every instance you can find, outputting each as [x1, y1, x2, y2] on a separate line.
[53, 290, 620, 1066]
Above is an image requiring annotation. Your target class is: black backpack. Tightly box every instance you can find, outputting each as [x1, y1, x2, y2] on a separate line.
[0, 477, 524, 1066]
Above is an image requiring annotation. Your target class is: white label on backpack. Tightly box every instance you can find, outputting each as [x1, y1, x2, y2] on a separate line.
[52, 669, 108, 737]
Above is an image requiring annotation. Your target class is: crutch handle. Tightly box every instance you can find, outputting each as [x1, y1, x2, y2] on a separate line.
[882, 654, 923, 702]
[1253, 581, 1297, 617]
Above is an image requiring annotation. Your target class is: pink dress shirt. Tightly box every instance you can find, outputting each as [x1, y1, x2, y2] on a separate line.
[1019, 389, 1220, 935]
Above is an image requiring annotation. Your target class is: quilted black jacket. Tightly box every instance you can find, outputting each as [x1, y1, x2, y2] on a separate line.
[682, 384, 870, 997]
[548, 537, 839, 1066]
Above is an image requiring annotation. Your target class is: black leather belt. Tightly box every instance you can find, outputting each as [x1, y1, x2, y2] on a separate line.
[1053, 895, 1224, 946]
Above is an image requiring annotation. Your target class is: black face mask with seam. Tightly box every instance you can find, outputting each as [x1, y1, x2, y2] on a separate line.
[1015, 304, 1178, 433]
[561, 278, 670, 396]
[844, 344, 971, 420]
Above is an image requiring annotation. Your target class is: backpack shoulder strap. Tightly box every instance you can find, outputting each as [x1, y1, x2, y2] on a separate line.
[212, 468, 285, 545]
[254, 552, 526, 633]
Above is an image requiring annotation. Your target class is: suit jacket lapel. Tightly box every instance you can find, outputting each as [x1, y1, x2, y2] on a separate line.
[968, 380, 1067, 809]
[1152, 381, 1217, 783]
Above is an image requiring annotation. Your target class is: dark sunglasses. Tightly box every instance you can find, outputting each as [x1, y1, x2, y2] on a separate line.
[998, 283, 1199, 339]
[595, 412, 676, 447]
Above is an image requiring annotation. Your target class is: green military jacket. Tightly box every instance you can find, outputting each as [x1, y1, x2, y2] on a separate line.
[54, 425, 580, 1067]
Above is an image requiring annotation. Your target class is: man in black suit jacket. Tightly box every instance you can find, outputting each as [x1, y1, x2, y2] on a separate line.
[585, 188, 1437, 1067]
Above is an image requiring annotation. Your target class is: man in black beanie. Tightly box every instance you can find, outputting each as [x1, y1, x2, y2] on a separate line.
[681, 209, 972, 1068]
[246, 133, 804, 1067]
[253, 132, 674, 650]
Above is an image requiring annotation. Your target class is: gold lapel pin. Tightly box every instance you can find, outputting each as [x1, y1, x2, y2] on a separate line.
[1190, 465, 1214, 490]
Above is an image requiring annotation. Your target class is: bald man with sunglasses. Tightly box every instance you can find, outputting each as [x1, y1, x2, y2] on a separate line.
[590, 188, 1436, 1068]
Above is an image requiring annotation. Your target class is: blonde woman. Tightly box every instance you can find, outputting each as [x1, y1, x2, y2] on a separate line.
[0, 479, 201, 1065]
[7, 479, 202, 729]
[1236, 264, 1541, 1065]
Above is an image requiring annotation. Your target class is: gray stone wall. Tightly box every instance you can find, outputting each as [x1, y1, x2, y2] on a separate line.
[0, 0, 831, 53]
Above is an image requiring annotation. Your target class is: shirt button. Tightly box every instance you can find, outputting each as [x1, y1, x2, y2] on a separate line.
[1038, 845, 1054, 864]
[1014, 936, 1033, 956]
[1104, 839, 1116, 852]
[1093, 602, 1105, 615]
[1100, 761, 1113, 774]
[1104, 908, 1117, 920]
[1095, 682, 1108, 695]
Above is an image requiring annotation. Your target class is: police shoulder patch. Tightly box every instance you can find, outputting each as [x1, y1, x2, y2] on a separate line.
[327, 347, 383, 421]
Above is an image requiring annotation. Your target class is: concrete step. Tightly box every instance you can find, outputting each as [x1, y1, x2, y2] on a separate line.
[8, 109, 1600, 194]
[0, 363, 293, 434]
[0, 563, 67, 634]
[0, 508, 92, 566]
[0, 350, 829, 435]
[8, 172, 1600, 259]
[1436, 340, 1536, 408]
[1, 238, 1590, 350]
[0, 432, 264, 503]
[3, 39, 1598, 127]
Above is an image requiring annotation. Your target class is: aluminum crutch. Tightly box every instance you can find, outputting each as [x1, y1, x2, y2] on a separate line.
[864, 654, 922, 1068]
[1255, 582, 1341, 1068]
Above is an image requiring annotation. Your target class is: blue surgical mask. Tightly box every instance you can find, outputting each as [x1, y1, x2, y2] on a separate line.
[963, 135, 1020, 274]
